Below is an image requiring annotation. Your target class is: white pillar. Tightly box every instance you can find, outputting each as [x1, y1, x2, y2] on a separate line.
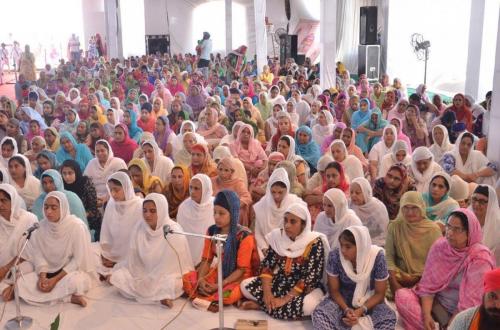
[253, 0, 267, 75]
[486, 7, 500, 164]
[320, 0, 337, 90]
[104, 0, 123, 59]
[225, 0, 233, 54]
[81, 0, 106, 51]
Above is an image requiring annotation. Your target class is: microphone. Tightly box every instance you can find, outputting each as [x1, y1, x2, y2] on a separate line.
[163, 224, 173, 238]
[23, 223, 40, 238]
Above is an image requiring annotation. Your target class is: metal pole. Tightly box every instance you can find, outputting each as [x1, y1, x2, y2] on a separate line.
[217, 239, 224, 330]
[424, 48, 428, 85]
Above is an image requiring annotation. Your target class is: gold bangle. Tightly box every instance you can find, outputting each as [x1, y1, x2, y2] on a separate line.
[260, 274, 272, 279]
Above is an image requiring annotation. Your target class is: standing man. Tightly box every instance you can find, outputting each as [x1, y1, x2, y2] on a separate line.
[68, 34, 81, 63]
[0, 43, 7, 84]
[196, 32, 212, 80]
[11, 41, 21, 72]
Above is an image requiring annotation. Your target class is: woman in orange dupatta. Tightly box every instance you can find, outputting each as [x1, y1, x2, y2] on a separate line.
[189, 143, 217, 177]
[164, 165, 191, 219]
[340, 127, 368, 171]
[211, 157, 252, 227]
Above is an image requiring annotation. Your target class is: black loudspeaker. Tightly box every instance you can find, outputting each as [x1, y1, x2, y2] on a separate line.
[145, 35, 170, 55]
[360, 6, 378, 45]
[358, 45, 380, 81]
[296, 54, 306, 65]
[279, 34, 298, 65]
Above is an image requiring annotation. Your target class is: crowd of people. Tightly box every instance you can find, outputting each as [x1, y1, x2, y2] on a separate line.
[0, 35, 498, 330]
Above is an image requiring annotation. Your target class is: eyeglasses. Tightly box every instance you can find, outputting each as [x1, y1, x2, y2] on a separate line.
[471, 197, 488, 206]
[445, 224, 466, 234]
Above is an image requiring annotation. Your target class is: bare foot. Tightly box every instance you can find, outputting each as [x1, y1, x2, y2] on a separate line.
[70, 294, 87, 307]
[1, 285, 14, 301]
[239, 300, 260, 310]
[160, 299, 173, 308]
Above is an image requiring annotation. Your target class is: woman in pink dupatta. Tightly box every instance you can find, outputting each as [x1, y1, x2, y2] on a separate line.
[396, 208, 494, 330]
[151, 80, 173, 110]
[229, 123, 267, 182]
[389, 117, 413, 154]
[166, 76, 185, 96]
[320, 122, 346, 154]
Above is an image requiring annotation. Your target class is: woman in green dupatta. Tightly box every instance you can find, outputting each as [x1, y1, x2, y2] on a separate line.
[357, 108, 388, 153]
[422, 172, 459, 230]
[384, 191, 442, 299]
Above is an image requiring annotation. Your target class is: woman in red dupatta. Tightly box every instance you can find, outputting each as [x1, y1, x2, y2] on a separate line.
[448, 93, 473, 132]
[109, 123, 138, 164]
[189, 143, 217, 178]
[229, 124, 267, 181]
[270, 112, 295, 151]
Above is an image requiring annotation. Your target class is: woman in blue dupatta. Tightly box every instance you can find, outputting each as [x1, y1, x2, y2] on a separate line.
[19, 106, 48, 134]
[32, 169, 88, 228]
[295, 126, 321, 173]
[358, 108, 388, 153]
[351, 98, 372, 153]
[33, 149, 58, 179]
[123, 109, 143, 143]
[421, 172, 459, 227]
[55, 131, 93, 172]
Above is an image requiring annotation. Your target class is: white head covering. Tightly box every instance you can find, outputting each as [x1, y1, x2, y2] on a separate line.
[177, 174, 215, 265]
[266, 203, 329, 258]
[141, 139, 174, 183]
[106, 107, 120, 125]
[100, 172, 143, 262]
[0, 184, 37, 266]
[0, 137, 18, 168]
[111, 193, 194, 300]
[429, 124, 453, 163]
[280, 135, 297, 162]
[28, 191, 95, 275]
[410, 146, 442, 192]
[84, 139, 127, 198]
[328, 139, 364, 181]
[312, 110, 335, 145]
[349, 178, 389, 246]
[313, 188, 363, 248]
[339, 225, 383, 309]
[0, 168, 10, 184]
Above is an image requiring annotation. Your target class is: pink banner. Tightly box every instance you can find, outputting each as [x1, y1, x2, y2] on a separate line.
[294, 19, 320, 63]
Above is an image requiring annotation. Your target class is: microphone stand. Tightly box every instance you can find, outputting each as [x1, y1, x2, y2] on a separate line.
[5, 232, 34, 330]
[165, 229, 234, 330]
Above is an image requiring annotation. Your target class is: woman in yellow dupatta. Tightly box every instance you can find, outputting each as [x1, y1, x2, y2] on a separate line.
[384, 191, 442, 299]
[127, 158, 161, 195]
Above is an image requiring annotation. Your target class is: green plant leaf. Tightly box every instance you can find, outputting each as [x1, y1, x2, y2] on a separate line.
[50, 314, 60, 330]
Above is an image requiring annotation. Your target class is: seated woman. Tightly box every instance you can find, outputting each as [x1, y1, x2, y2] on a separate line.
[350, 177, 389, 247]
[189, 143, 217, 178]
[123, 109, 143, 143]
[24, 136, 46, 173]
[373, 164, 416, 220]
[183, 190, 258, 310]
[340, 127, 368, 172]
[385, 191, 442, 299]
[110, 193, 194, 307]
[0, 136, 18, 169]
[229, 124, 267, 182]
[295, 126, 321, 173]
[311, 110, 335, 146]
[422, 172, 459, 229]
[396, 209, 495, 329]
[449, 174, 476, 208]
[314, 188, 362, 249]
[357, 108, 388, 153]
[211, 157, 252, 227]
[34, 150, 58, 179]
[240, 203, 328, 319]
[32, 170, 87, 226]
[270, 111, 295, 152]
[409, 146, 443, 192]
[429, 124, 454, 165]
[98, 172, 143, 277]
[250, 152, 285, 203]
[84, 140, 127, 206]
[212, 146, 248, 186]
[306, 155, 333, 192]
[154, 115, 175, 157]
[61, 160, 102, 241]
[442, 132, 497, 186]
[321, 122, 347, 154]
[197, 105, 228, 147]
[141, 140, 174, 185]
[110, 124, 138, 165]
[55, 132, 93, 172]
[328, 139, 364, 181]
[0, 184, 37, 301]
[128, 158, 160, 195]
[177, 174, 215, 265]
[9, 155, 40, 211]
[103, 108, 120, 138]
[312, 226, 397, 330]
[173, 132, 198, 166]
[253, 168, 303, 259]
[378, 140, 411, 179]
[276, 160, 305, 197]
[469, 185, 500, 265]
[368, 124, 397, 184]
[164, 165, 190, 220]
[277, 135, 298, 162]
[17, 191, 96, 307]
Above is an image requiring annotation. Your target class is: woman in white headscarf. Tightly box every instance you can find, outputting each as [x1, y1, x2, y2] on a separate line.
[0, 137, 18, 169]
[8, 154, 40, 211]
[306, 155, 334, 191]
[409, 146, 443, 192]
[84, 140, 127, 204]
[277, 135, 298, 162]
[171, 120, 207, 156]
[313, 188, 363, 249]
[268, 85, 286, 106]
[17, 191, 96, 307]
[312, 225, 396, 330]
[378, 140, 412, 179]
[429, 124, 453, 165]
[469, 184, 500, 265]
[213, 145, 248, 187]
[312, 110, 335, 146]
[442, 132, 497, 186]
[0, 184, 37, 299]
[328, 139, 364, 181]
[110, 193, 193, 307]
[253, 168, 304, 259]
[177, 174, 215, 265]
[98, 172, 143, 277]
[368, 124, 398, 183]
[141, 140, 174, 185]
[350, 178, 389, 247]
[103, 108, 120, 138]
[240, 203, 329, 319]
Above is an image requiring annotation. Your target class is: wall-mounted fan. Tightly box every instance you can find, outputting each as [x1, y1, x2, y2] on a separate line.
[410, 33, 431, 84]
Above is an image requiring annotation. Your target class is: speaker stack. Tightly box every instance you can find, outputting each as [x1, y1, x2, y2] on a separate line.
[279, 34, 298, 66]
[358, 6, 380, 81]
[145, 35, 171, 55]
